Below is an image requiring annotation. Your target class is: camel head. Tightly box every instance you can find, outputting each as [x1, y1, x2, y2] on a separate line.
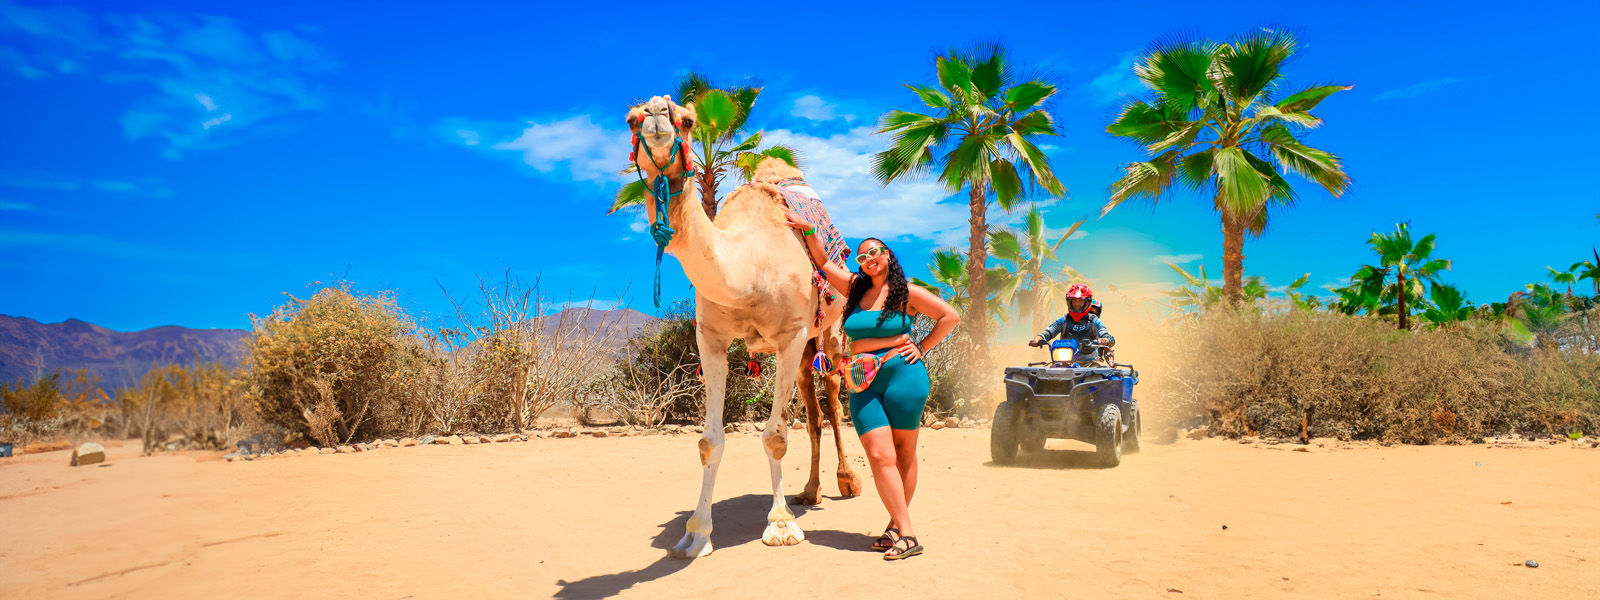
[626, 95, 698, 183]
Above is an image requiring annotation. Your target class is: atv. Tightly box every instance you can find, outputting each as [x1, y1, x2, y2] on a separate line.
[990, 339, 1141, 467]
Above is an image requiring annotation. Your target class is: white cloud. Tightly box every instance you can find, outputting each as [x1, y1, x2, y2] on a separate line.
[481, 115, 631, 184]
[792, 95, 856, 122]
[454, 129, 481, 146]
[1373, 77, 1466, 101]
[1086, 53, 1143, 103]
[1, 170, 172, 197]
[1150, 253, 1202, 265]
[0, 4, 339, 156]
[762, 127, 968, 245]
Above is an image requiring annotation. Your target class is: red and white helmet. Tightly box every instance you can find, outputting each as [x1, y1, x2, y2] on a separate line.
[1066, 283, 1094, 319]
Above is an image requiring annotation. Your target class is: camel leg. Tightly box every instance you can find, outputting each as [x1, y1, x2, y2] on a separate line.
[671, 327, 730, 559]
[792, 339, 826, 506]
[760, 334, 806, 547]
[822, 368, 863, 497]
[822, 333, 864, 498]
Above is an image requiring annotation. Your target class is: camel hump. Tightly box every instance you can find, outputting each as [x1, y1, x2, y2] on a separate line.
[751, 156, 804, 184]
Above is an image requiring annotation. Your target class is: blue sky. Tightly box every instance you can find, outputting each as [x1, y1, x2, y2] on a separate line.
[2, 0, 1596, 332]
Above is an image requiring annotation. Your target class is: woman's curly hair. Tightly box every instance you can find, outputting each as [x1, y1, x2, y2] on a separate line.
[845, 237, 910, 328]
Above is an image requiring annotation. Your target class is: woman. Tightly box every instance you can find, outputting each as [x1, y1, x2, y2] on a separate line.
[784, 206, 960, 561]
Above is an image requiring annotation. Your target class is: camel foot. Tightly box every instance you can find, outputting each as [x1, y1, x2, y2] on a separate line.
[837, 470, 864, 498]
[761, 519, 805, 546]
[791, 483, 821, 506]
[670, 531, 714, 559]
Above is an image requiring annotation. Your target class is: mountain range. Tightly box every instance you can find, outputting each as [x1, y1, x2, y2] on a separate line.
[0, 307, 659, 393]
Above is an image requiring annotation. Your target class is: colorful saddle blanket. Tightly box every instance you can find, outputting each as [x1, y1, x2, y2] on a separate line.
[769, 177, 848, 307]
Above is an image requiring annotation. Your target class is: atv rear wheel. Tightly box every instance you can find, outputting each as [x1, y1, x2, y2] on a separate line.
[991, 402, 1021, 465]
[1096, 403, 1122, 468]
[1121, 402, 1142, 455]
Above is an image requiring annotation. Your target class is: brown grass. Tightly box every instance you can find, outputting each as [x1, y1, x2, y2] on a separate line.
[1145, 310, 1600, 443]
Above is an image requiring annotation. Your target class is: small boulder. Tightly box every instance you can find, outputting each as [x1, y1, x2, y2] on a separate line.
[70, 443, 106, 466]
[552, 431, 575, 439]
[754, 423, 766, 432]
[930, 422, 946, 430]
[492, 433, 513, 443]
[592, 431, 609, 439]
[944, 417, 960, 428]
[381, 439, 399, 448]
[320, 447, 337, 454]
[443, 435, 463, 445]
[478, 435, 493, 444]
[400, 438, 416, 447]
[337, 445, 356, 454]
[462, 435, 479, 445]
[691, 425, 705, 433]
[417, 435, 436, 446]
[1525, 560, 1539, 568]
[792, 422, 805, 430]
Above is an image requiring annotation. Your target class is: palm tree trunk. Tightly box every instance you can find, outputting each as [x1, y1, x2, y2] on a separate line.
[1396, 271, 1408, 330]
[966, 183, 990, 358]
[697, 169, 718, 219]
[1029, 282, 1045, 334]
[1221, 211, 1246, 306]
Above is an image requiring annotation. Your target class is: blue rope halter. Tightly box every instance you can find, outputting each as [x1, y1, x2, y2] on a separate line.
[632, 116, 696, 308]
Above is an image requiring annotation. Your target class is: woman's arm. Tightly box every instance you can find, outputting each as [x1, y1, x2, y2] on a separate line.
[890, 285, 960, 364]
[780, 204, 854, 293]
[849, 333, 910, 355]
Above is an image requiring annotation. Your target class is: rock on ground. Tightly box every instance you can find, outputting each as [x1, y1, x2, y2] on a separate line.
[70, 443, 106, 466]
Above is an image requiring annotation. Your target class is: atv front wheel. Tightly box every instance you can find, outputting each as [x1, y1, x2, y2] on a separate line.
[991, 402, 1021, 465]
[1095, 403, 1123, 468]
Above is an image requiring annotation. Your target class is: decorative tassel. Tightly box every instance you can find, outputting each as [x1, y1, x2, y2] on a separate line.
[811, 352, 832, 372]
[745, 360, 762, 378]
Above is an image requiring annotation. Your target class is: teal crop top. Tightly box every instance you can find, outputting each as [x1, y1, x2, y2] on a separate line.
[843, 309, 914, 341]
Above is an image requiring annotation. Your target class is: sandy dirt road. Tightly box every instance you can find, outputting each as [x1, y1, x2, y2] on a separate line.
[2, 430, 1594, 599]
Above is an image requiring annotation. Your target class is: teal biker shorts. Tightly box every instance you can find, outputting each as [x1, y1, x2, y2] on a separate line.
[848, 352, 931, 434]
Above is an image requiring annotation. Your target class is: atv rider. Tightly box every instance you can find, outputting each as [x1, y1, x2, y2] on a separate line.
[1028, 283, 1115, 361]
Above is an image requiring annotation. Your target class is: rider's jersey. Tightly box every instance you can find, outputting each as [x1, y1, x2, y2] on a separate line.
[1036, 313, 1114, 347]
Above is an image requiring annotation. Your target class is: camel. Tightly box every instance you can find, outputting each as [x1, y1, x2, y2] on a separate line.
[625, 95, 862, 558]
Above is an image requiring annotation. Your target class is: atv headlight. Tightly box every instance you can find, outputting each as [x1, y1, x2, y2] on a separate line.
[1050, 345, 1074, 363]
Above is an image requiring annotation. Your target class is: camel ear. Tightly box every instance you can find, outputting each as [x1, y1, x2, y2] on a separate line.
[624, 107, 644, 131]
[677, 102, 697, 133]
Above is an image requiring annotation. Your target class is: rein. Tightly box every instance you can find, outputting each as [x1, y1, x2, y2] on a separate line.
[631, 105, 697, 308]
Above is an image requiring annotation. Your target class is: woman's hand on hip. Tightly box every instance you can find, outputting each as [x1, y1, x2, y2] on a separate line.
[891, 339, 924, 365]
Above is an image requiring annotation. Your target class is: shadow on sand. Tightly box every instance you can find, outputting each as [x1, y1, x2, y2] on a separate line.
[985, 447, 1113, 470]
[555, 493, 871, 598]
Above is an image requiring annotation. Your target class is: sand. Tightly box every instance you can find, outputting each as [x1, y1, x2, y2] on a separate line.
[1, 431, 1595, 599]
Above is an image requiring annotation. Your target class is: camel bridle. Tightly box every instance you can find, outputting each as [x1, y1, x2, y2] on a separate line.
[631, 103, 698, 308]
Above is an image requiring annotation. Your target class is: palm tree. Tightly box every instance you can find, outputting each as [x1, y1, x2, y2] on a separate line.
[910, 249, 1012, 323]
[1331, 266, 1385, 316]
[1548, 263, 1583, 297]
[873, 43, 1067, 357]
[1366, 222, 1452, 330]
[1579, 250, 1600, 295]
[1508, 283, 1570, 352]
[611, 73, 799, 218]
[1164, 262, 1269, 311]
[1282, 273, 1321, 310]
[1421, 283, 1472, 328]
[1101, 30, 1351, 305]
[988, 206, 1085, 331]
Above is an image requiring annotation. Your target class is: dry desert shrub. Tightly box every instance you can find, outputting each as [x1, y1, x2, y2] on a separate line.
[431, 273, 627, 432]
[242, 283, 431, 447]
[1152, 310, 1598, 442]
[114, 361, 247, 453]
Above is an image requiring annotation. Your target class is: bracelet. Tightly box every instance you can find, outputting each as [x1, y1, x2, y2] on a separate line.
[802, 227, 815, 236]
